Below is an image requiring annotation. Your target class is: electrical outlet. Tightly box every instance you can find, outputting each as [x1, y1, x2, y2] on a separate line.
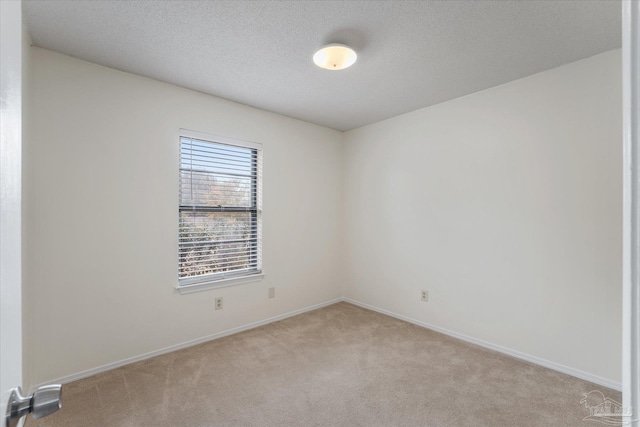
[215, 297, 223, 310]
[421, 290, 428, 302]
[268, 287, 275, 299]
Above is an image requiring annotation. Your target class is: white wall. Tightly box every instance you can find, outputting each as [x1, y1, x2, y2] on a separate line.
[25, 48, 344, 387]
[343, 50, 622, 384]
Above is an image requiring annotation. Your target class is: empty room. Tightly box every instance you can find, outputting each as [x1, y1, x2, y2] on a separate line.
[2, 0, 639, 426]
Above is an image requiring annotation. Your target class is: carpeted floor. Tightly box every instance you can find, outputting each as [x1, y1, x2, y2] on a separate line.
[27, 302, 621, 426]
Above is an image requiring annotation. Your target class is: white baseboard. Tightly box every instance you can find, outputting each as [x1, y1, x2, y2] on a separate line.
[30, 297, 343, 392]
[33, 296, 621, 393]
[343, 297, 622, 392]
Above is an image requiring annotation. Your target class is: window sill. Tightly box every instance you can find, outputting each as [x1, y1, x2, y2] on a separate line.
[177, 273, 265, 295]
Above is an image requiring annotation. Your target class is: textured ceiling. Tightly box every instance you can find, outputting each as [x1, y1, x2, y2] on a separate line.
[23, 0, 621, 131]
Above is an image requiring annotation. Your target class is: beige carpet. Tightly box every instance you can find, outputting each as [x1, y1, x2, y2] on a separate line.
[27, 302, 620, 427]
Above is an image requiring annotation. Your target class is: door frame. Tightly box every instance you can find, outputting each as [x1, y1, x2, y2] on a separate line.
[0, 0, 24, 424]
[622, 0, 640, 425]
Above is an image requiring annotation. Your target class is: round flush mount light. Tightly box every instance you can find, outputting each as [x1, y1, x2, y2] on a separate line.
[313, 44, 357, 70]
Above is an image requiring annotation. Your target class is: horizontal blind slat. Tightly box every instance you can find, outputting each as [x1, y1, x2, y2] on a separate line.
[180, 254, 258, 264]
[179, 252, 259, 261]
[180, 141, 258, 161]
[178, 244, 259, 252]
[179, 256, 259, 266]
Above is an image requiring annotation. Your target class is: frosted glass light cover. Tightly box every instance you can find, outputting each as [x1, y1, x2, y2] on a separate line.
[313, 44, 357, 70]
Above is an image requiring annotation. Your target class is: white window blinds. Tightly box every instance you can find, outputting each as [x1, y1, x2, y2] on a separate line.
[179, 131, 262, 285]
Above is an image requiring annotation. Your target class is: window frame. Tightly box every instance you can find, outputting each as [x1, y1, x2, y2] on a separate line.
[177, 129, 263, 294]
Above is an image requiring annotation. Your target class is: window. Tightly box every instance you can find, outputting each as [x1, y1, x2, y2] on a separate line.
[178, 130, 262, 293]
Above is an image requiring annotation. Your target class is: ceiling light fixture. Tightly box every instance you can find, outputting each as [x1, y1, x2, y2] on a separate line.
[313, 44, 357, 70]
